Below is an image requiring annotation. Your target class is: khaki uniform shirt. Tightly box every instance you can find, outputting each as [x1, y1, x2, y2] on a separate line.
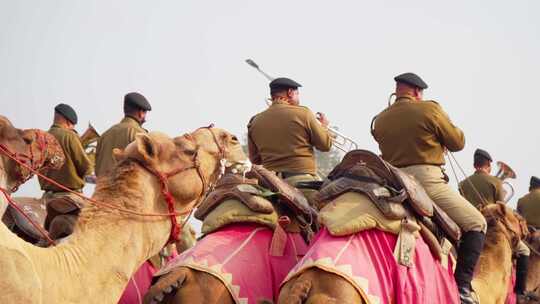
[517, 189, 540, 228]
[94, 116, 146, 177]
[459, 170, 504, 208]
[247, 103, 332, 175]
[372, 96, 465, 167]
[39, 124, 93, 192]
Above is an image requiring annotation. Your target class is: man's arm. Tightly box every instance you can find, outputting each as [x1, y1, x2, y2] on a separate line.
[306, 110, 332, 152]
[247, 130, 262, 164]
[433, 105, 465, 152]
[67, 133, 93, 178]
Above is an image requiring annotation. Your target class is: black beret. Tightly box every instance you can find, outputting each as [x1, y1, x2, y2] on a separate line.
[474, 148, 492, 162]
[269, 77, 302, 93]
[124, 92, 152, 111]
[531, 176, 540, 189]
[394, 72, 428, 89]
[54, 103, 78, 125]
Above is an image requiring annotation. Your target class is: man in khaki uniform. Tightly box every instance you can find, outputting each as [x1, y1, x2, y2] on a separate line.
[39, 104, 93, 238]
[460, 149, 529, 297]
[459, 149, 504, 208]
[94, 92, 151, 177]
[518, 176, 540, 229]
[372, 73, 486, 304]
[247, 77, 333, 191]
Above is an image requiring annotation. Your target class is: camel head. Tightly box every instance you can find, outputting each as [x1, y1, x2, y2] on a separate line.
[481, 203, 524, 249]
[112, 127, 246, 212]
[526, 229, 540, 255]
[0, 116, 64, 192]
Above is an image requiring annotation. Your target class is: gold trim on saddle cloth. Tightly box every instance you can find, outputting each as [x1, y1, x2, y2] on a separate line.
[156, 227, 267, 304]
[282, 246, 382, 304]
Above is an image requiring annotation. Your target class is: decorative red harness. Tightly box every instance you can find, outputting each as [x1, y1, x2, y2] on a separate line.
[135, 125, 225, 244]
[0, 129, 53, 192]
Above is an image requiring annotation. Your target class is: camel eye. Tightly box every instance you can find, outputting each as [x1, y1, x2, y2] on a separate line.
[183, 149, 197, 156]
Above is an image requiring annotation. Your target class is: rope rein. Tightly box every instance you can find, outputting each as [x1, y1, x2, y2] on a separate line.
[446, 151, 491, 207]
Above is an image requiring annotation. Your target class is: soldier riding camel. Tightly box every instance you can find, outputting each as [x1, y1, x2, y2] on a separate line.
[372, 73, 487, 304]
[95, 92, 152, 177]
[459, 148, 530, 299]
[247, 77, 333, 201]
[38, 103, 93, 239]
[518, 176, 540, 230]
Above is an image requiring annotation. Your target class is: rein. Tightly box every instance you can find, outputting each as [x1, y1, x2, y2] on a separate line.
[0, 125, 226, 246]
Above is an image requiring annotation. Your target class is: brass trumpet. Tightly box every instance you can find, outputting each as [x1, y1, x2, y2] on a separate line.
[327, 126, 359, 153]
[495, 161, 516, 202]
[79, 123, 100, 165]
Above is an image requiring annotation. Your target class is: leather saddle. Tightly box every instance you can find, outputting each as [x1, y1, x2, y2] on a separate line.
[2, 197, 49, 243]
[195, 165, 318, 235]
[318, 149, 461, 242]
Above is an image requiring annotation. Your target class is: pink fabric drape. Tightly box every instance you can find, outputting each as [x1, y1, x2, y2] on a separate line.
[282, 228, 460, 304]
[157, 223, 308, 303]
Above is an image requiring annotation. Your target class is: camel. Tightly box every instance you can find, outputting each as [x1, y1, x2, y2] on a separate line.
[470, 203, 524, 304]
[0, 127, 246, 304]
[523, 229, 540, 303]
[143, 167, 314, 304]
[0, 115, 64, 216]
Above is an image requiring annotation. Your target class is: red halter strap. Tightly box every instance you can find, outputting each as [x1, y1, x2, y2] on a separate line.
[135, 125, 226, 244]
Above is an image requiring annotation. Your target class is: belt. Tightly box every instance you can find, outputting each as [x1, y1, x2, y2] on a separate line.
[276, 172, 310, 179]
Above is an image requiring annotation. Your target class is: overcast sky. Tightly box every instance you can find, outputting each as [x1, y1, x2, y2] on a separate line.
[2, 1, 538, 224]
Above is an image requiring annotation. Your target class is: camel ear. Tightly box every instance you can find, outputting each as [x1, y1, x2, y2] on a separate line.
[122, 134, 159, 164]
[112, 148, 125, 162]
[496, 203, 507, 218]
[135, 133, 159, 162]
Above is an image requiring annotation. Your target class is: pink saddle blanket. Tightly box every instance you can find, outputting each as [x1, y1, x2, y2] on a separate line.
[282, 228, 460, 304]
[157, 223, 308, 304]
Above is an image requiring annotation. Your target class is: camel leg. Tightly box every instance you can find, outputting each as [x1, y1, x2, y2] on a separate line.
[144, 267, 234, 304]
[278, 268, 365, 304]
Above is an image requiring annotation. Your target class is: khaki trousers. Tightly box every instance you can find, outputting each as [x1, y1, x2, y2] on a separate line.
[284, 174, 321, 209]
[516, 240, 530, 256]
[400, 165, 487, 233]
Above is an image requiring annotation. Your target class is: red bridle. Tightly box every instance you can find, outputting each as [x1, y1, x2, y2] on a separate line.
[0, 129, 52, 192]
[136, 125, 225, 244]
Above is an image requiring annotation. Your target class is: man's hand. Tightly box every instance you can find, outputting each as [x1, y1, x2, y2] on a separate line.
[316, 112, 330, 127]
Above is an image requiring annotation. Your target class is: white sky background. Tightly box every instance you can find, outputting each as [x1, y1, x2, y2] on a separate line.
[1, 1, 539, 231]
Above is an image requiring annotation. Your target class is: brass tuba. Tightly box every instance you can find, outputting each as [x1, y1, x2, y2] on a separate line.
[79, 123, 100, 166]
[495, 161, 516, 202]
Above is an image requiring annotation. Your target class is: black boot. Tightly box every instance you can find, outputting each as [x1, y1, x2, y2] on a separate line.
[455, 231, 485, 304]
[515, 254, 529, 295]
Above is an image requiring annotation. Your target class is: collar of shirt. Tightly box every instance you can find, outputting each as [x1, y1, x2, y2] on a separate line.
[121, 116, 142, 126]
[395, 95, 417, 103]
[474, 170, 489, 175]
[50, 123, 76, 134]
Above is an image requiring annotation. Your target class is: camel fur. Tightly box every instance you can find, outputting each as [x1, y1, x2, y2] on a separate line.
[472, 203, 525, 304]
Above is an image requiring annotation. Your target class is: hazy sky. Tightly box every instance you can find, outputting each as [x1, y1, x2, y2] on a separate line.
[2, 1, 539, 219]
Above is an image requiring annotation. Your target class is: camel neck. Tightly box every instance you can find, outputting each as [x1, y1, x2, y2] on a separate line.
[22, 167, 172, 303]
[472, 225, 513, 302]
